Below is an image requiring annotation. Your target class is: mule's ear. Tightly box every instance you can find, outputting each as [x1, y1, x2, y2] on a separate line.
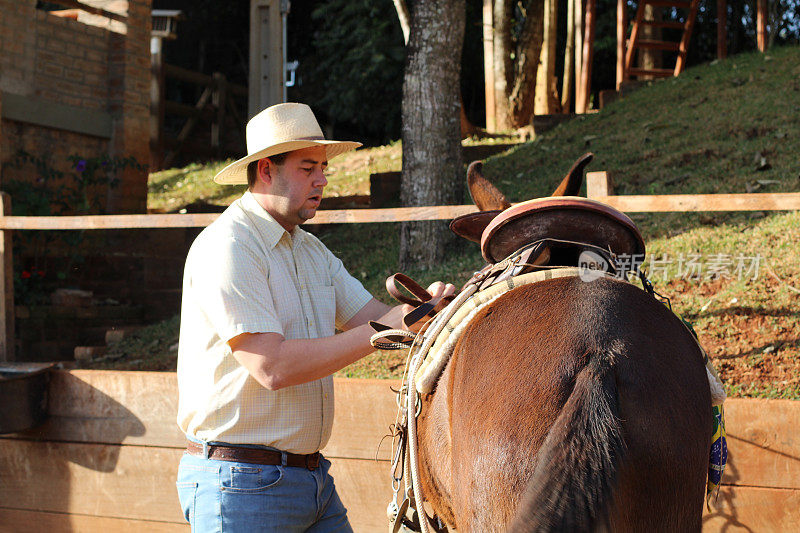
[550, 152, 594, 197]
[467, 161, 512, 211]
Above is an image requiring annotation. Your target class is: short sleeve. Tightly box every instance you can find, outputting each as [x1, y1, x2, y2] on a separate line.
[188, 233, 283, 343]
[324, 247, 373, 329]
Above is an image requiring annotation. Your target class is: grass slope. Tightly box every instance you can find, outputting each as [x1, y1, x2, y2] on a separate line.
[103, 47, 800, 397]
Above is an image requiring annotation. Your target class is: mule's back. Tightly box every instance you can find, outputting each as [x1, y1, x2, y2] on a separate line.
[431, 275, 711, 532]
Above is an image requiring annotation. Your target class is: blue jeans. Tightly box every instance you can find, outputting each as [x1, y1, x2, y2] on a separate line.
[176, 450, 353, 532]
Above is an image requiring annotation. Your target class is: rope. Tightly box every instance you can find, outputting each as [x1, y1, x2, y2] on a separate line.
[405, 285, 477, 533]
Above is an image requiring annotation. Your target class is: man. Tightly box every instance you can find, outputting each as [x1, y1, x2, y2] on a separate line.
[176, 103, 453, 532]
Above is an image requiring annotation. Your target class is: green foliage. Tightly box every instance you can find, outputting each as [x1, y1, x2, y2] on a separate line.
[4, 151, 144, 305]
[5, 151, 143, 216]
[298, 0, 405, 143]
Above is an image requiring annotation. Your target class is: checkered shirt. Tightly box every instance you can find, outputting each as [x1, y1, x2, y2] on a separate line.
[177, 191, 372, 454]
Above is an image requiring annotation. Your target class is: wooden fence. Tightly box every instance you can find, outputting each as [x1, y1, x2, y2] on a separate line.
[0, 174, 799, 529]
[2, 173, 800, 362]
[150, 62, 248, 171]
[0, 371, 798, 531]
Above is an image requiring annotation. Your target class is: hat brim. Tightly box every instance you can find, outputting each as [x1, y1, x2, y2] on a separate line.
[213, 140, 362, 185]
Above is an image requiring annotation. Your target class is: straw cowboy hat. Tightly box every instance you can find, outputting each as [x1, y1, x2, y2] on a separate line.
[213, 103, 362, 185]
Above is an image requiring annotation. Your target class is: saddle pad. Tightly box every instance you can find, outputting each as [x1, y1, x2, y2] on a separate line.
[416, 267, 613, 394]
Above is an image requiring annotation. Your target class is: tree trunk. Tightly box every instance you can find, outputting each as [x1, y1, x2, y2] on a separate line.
[535, 0, 558, 115]
[399, 0, 465, 270]
[508, 0, 546, 128]
[493, 0, 514, 130]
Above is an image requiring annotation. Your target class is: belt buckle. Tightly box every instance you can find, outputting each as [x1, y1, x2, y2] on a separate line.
[306, 453, 319, 471]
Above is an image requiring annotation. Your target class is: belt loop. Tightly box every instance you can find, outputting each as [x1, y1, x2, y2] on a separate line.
[202, 441, 209, 459]
[280, 451, 288, 467]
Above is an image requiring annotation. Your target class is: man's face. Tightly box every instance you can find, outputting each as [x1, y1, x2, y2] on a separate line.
[258, 146, 329, 231]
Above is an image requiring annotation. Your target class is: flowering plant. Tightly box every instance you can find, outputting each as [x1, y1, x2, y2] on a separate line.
[3, 151, 144, 304]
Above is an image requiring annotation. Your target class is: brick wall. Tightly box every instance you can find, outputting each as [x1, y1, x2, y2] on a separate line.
[0, 0, 151, 214]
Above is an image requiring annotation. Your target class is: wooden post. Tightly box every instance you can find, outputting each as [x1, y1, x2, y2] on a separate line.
[616, 0, 627, 89]
[717, 0, 727, 59]
[0, 193, 15, 362]
[578, 0, 596, 113]
[149, 37, 166, 171]
[212, 72, 227, 156]
[561, 0, 575, 112]
[483, 0, 496, 132]
[756, 0, 767, 52]
[574, 0, 584, 112]
[535, 0, 558, 115]
[586, 171, 614, 198]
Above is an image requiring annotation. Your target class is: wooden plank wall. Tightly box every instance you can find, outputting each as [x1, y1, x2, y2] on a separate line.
[0, 371, 797, 532]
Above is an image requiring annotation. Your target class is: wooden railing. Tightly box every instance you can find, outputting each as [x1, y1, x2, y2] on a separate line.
[2, 171, 799, 360]
[150, 63, 248, 171]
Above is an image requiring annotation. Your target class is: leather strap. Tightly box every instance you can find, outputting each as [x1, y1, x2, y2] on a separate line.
[185, 441, 320, 470]
[386, 273, 433, 305]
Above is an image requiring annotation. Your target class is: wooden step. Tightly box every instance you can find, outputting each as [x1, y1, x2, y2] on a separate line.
[642, 0, 692, 8]
[628, 67, 675, 78]
[631, 39, 681, 51]
[640, 20, 687, 30]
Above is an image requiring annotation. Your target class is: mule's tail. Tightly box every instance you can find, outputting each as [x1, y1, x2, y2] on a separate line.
[509, 348, 625, 532]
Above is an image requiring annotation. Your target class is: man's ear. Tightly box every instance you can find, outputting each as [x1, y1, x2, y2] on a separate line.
[257, 158, 272, 185]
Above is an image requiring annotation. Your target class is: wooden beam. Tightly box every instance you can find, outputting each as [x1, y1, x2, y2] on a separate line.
[0, 193, 12, 361]
[535, 0, 559, 115]
[42, 0, 127, 23]
[589, 192, 800, 212]
[586, 171, 613, 198]
[0, 206, 481, 230]
[562, 0, 576, 111]
[482, 0, 496, 131]
[211, 72, 227, 154]
[625, 0, 646, 77]
[757, 0, 767, 52]
[150, 38, 166, 171]
[674, 0, 700, 75]
[1, 92, 113, 139]
[0, 509, 188, 533]
[0, 439, 186, 522]
[616, 0, 627, 89]
[704, 486, 800, 530]
[577, 0, 597, 113]
[574, 0, 584, 111]
[721, 399, 800, 490]
[717, 0, 727, 59]
[3, 187, 800, 232]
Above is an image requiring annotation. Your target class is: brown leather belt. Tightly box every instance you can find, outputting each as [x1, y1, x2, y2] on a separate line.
[186, 441, 320, 470]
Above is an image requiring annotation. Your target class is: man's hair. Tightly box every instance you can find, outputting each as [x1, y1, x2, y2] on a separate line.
[247, 152, 289, 189]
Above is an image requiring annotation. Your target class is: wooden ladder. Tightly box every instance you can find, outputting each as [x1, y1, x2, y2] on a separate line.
[624, 0, 700, 80]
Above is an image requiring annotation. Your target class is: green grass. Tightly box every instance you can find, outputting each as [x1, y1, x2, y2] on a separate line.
[116, 45, 800, 398]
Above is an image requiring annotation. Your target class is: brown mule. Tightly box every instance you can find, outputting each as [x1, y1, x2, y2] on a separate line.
[415, 156, 712, 532]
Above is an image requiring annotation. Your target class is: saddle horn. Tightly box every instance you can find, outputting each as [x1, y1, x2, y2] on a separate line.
[550, 152, 594, 197]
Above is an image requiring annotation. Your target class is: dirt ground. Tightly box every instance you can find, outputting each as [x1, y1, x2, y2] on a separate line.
[666, 276, 800, 397]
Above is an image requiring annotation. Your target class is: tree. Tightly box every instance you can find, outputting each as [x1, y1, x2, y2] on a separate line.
[399, 0, 466, 269]
[492, 0, 547, 129]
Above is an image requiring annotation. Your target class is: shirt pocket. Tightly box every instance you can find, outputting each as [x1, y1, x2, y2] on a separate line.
[308, 284, 336, 336]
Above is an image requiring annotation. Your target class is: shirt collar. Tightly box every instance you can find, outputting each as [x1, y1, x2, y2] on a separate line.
[238, 191, 306, 249]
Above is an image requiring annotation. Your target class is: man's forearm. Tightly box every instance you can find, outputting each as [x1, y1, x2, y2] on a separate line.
[230, 302, 405, 390]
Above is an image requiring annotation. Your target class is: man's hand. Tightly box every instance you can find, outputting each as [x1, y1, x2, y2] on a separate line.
[400, 281, 457, 332]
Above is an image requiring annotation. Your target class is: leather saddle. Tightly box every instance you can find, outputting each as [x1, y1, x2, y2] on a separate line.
[452, 196, 644, 265]
[479, 196, 645, 264]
